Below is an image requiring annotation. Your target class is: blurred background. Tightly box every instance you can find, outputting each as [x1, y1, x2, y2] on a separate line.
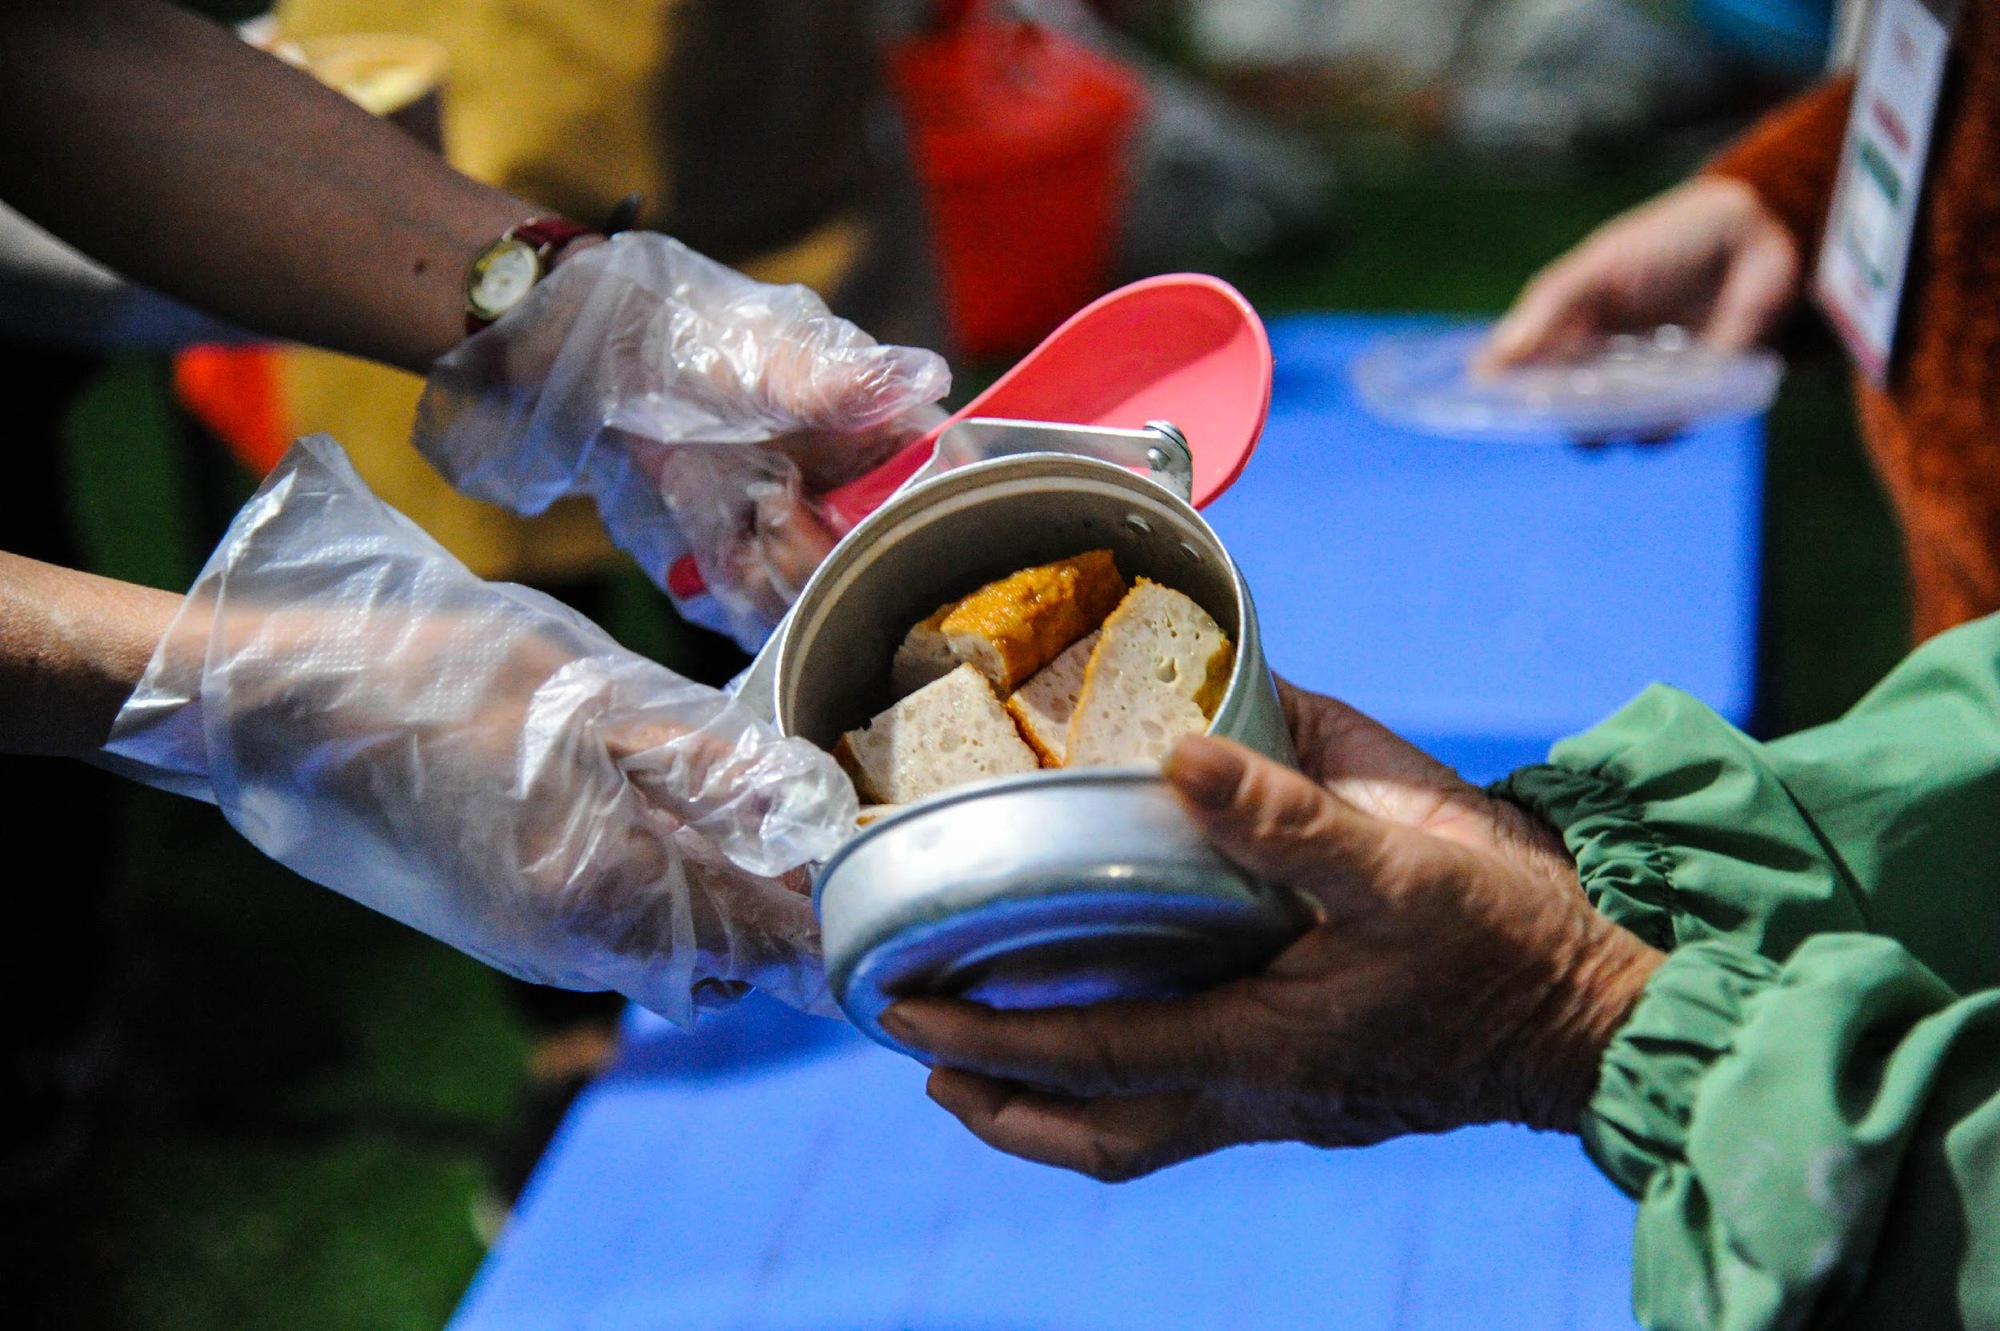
[0, 1, 1899, 1326]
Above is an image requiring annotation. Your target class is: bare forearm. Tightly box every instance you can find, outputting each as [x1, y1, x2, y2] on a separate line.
[0, 551, 179, 756]
[0, 0, 539, 371]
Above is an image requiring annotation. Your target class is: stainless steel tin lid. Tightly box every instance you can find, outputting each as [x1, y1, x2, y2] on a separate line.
[817, 769, 1315, 1057]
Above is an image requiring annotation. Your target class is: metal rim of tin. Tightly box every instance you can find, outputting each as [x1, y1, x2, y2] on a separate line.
[814, 768, 1316, 1058]
[770, 452, 1292, 762]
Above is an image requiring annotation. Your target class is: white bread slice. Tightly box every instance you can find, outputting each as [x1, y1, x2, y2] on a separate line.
[1005, 630, 1099, 766]
[1065, 580, 1234, 769]
[890, 603, 961, 696]
[833, 664, 1039, 803]
[938, 550, 1125, 692]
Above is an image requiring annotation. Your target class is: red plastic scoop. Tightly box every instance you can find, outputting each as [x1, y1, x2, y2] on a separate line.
[667, 273, 1272, 600]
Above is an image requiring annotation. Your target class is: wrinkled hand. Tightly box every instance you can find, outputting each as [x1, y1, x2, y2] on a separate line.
[415, 232, 950, 647]
[885, 680, 1661, 1181]
[1476, 176, 1800, 374]
[103, 436, 858, 1027]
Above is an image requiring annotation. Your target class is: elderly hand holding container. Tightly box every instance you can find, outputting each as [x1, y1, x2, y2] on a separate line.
[895, 616, 2000, 1330]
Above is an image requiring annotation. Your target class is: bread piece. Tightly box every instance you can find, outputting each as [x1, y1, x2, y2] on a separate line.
[890, 603, 962, 696]
[833, 664, 1039, 803]
[939, 550, 1125, 693]
[1065, 580, 1234, 768]
[1005, 630, 1100, 766]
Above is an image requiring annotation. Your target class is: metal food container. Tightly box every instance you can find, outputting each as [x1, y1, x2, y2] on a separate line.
[737, 421, 1313, 1054]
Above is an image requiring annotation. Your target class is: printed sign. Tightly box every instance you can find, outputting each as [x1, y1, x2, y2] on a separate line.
[1814, 0, 1954, 382]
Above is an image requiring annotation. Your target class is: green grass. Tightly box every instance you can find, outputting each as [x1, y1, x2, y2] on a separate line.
[87, 1136, 492, 1331]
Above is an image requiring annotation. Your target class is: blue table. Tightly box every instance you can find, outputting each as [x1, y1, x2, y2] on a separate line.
[450, 314, 1764, 1330]
[1208, 315, 1761, 781]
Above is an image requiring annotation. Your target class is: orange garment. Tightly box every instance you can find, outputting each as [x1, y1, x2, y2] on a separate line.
[1707, 3, 2000, 641]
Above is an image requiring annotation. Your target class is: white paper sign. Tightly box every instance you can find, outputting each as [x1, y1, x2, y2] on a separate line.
[1814, 0, 1953, 382]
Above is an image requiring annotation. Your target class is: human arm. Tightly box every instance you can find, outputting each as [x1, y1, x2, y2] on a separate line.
[0, 0, 950, 640]
[1489, 610, 2000, 1330]
[886, 681, 1665, 1177]
[1478, 76, 1854, 371]
[0, 552, 179, 756]
[414, 233, 948, 647]
[100, 435, 858, 1024]
[902, 609, 2000, 1329]
[0, 0, 539, 373]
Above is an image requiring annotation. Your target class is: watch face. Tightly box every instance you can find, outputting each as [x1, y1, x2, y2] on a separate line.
[467, 238, 541, 320]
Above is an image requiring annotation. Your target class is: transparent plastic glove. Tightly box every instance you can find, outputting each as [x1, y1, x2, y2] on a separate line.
[413, 232, 951, 648]
[100, 435, 858, 1027]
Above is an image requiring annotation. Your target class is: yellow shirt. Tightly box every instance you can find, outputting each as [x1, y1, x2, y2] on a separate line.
[269, 0, 860, 581]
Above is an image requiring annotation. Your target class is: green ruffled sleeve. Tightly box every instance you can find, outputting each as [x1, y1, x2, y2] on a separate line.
[1495, 613, 2000, 1329]
[1582, 936, 2000, 1330]
[1504, 610, 2000, 994]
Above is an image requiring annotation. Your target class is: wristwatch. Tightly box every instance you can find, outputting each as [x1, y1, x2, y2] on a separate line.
[464, 217, 599, 333]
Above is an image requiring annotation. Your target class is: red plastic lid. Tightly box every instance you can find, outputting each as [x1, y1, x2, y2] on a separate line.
[666, 274, 1273, 602]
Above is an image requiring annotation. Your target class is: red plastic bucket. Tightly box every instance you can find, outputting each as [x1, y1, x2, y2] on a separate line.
[888, 4, 1144, 357]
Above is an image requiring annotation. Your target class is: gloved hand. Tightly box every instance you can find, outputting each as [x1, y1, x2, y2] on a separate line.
[100, 435, 858, 1027]
[413, 232, 952, 649]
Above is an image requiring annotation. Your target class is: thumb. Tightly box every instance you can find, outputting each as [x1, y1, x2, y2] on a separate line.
[1476, 264, 1596, 375]
[1165, 735, 1397, 917]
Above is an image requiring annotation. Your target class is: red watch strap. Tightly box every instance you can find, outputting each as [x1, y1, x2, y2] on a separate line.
[510, 216, 597, 257]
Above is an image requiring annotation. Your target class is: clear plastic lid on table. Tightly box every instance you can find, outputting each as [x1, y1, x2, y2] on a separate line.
[1350, 322, 1784, 443]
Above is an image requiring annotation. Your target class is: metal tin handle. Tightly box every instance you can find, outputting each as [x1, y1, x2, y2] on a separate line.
[925, 417, 1195, 503]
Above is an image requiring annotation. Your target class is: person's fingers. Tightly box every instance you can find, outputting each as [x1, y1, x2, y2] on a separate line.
[925, 1068, 1206, 1181]
[766, 338, 951, 434]
[611, 702, 856, 876]
[882, 994, 1232, 1097]
[746, 481, 838, 599]
[771, 403, 950, 493]
[1700, 225, 1800, 351]
[1475, 255, 1608, 374]
[1165, 735, 1401, 915]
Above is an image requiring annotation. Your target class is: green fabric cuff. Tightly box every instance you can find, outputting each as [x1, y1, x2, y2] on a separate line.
[1493, 683, 1867, 964]
[1579, 939, 1780, 1198]
[1496, 762, 1679, 952]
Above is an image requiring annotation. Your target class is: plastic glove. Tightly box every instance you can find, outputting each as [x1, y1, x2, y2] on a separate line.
[413, 232, 951, 649]
[100, 435, 858, 1027]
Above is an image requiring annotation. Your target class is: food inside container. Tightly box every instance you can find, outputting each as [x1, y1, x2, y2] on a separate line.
[827, 551, 1238, 812]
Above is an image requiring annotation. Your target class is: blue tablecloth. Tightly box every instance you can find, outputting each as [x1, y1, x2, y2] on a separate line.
[450, 313, 1765, 1331]
[1207, 315, 1761, 781]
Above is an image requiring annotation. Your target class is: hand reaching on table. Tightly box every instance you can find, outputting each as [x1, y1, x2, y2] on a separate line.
[885, 680, 1662, 1180]
[1476, 176, 1801, 374]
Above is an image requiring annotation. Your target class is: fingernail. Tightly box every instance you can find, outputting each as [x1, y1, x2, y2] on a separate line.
[1166, 736, 1244, 809]
[879, 1005, 916, 1039]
